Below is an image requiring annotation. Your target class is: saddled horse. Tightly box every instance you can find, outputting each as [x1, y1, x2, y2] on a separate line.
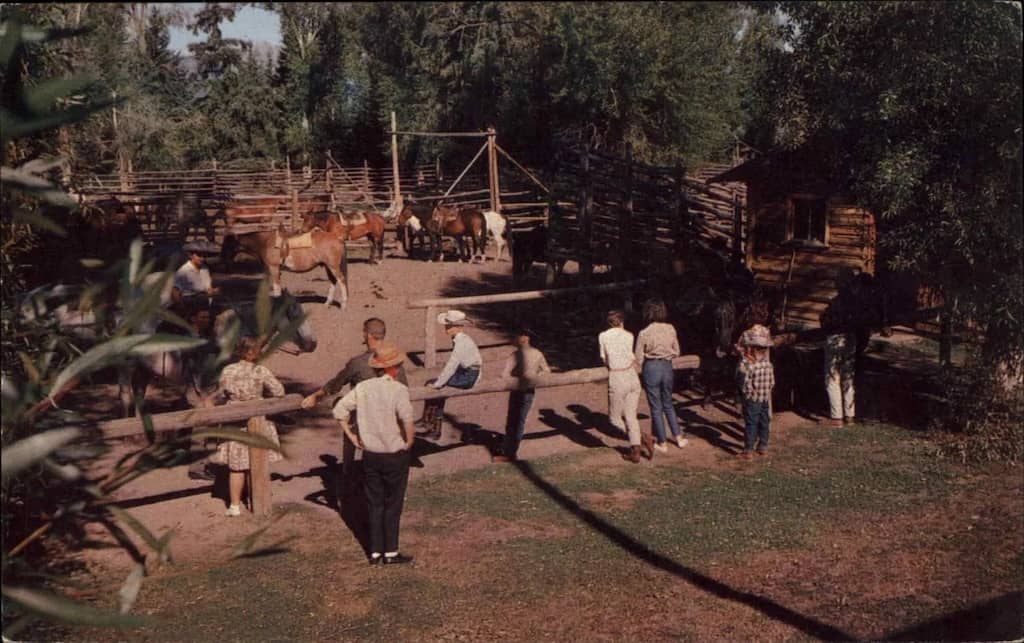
[301, 210, 387, 264]
[222, 228, 349, 309]
[396, 203, 434, 258]
[425, 204, 487, 263]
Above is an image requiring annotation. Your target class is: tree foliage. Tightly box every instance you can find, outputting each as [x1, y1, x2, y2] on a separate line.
[747, 1, 1023, 371]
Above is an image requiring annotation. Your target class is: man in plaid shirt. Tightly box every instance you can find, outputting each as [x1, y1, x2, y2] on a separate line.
[735, 325, 775, 460]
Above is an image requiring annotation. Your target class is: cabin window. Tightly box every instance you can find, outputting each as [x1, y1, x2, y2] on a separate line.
[787, 195, 828, 247]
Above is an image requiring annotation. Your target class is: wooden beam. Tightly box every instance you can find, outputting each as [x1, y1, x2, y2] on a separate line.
[408, 279, 646, 308]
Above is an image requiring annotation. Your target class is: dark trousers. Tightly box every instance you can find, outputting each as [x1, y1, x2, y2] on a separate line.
[363, 450, 411, 555]
[503, 389, 536, 457]
[742, 399, 771, 452]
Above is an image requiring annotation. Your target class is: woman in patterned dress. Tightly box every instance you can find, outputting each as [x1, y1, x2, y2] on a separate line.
[214, 336, 286, 516]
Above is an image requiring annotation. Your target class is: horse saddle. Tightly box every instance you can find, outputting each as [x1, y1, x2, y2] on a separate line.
[340, 212, 367, 227]
[286, 231, 315, 249]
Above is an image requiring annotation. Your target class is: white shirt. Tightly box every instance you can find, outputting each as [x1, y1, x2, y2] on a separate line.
[333, 374, 414, 454]
[174, 260, 212, 296]
[599, 327, 637, 371]
[434, 330, 482, 387]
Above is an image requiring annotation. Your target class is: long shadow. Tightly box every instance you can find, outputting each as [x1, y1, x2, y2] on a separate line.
[677, 408, 743, 454]
[537, 407, 610, 450]
[884, 591, 1023, 641]
[511, 460, 853, 640]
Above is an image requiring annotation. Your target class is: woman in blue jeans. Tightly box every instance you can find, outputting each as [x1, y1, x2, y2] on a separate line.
[635, 298, 686, 453]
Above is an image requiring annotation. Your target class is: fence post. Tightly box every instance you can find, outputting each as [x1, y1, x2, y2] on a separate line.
[286, 156, 292, 191]
[425, 305, 438, 368]
[732, 193, 743, 264]
[325, 159, 333, 194]
[391, 111, 403, 211]
[436, 156, 442, 184]
[363, 159, 371, 200]
[249, 445, 272, 516]
[579, 145, 594, 284]
[672, 164, 686, 265]
[291, 188, 300, 230]
[487, 127, 501, 213]
[620, 143, 634, 281]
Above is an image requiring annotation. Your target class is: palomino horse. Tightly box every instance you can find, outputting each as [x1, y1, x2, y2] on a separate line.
[222, 228, 349, 309]
[396, 203, 433, 257]
[425, 204, 487, 263]
[301, 210, 387, 264]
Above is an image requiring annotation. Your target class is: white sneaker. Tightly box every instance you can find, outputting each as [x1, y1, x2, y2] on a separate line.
[675, 436, 689, 449]
[225, 505, 241, 517]
[654, 442, 669, 454]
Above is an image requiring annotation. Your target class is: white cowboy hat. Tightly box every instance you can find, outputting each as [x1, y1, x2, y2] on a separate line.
[368, 342, 407, 369]
[741, 324, 773, 348]
[437, 309, 471, 326]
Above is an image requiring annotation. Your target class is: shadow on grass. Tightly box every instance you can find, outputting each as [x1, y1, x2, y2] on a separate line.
[884, 591, 1023, 641]
[511, 459, 854, 641]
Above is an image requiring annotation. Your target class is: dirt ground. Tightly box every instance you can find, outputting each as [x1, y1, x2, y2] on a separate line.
[45, 246, 1023, 641]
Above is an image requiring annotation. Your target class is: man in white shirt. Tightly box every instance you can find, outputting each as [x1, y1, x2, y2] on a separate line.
[334, 342, 416, 566]
[173, 247, 220, 305]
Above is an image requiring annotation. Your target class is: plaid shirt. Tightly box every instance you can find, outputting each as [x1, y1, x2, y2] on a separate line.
[737, 357, 775, 402]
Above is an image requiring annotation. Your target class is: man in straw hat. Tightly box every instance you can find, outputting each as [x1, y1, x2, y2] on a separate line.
[333, 341, 416, 566]
[419, 309, 482, 441]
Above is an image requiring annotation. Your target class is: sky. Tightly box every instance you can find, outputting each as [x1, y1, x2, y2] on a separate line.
[167, 4, 281, 53]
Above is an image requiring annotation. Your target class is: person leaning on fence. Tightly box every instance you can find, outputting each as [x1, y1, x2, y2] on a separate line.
[599, 309, 653, 463]
[418, 310, 482, 441]
[209, 336, 286, 517]
[735, 325, 775, 461]
[493, 326, 550, 463]
[635, 298, 688, 453]
[820, 269, 859, 428]
[300, 318, 407, 492]
[333, 342, 416, 566]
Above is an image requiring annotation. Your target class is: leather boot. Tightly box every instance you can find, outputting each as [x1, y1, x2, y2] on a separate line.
[640, 433, 654, 460]
[622, 446, 642, 463]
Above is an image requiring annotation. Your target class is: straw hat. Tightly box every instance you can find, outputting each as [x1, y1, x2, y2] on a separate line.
[437, 309, 471, 326]
[741, 324, 773, 348]
[368, 342, 407, 368]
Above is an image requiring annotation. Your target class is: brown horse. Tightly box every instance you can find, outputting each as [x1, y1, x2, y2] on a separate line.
[301, 210, 386, 264]
[425, 204, 487, 263]
[222, 228, 349, 309]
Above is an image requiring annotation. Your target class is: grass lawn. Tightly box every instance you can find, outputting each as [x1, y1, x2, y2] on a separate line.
[58, 423, 1024, 641]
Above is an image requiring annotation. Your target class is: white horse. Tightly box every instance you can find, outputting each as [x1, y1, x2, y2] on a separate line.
[482, 210, 509, 262]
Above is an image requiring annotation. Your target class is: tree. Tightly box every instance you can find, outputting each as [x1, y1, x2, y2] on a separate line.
[749, 1, 1022, 377]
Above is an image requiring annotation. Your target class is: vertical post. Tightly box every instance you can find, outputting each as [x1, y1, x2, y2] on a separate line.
[363, 159, 371, 198]
[732, 193, 743, 264]
[619, 143, 634, 281]
[391, 111, 403, 212]
[285, 155, 292, 191]
[579, 146, 593, 284]
[325, 159, 333, 194]
[291, 188, 300, 230]
[672, 164, 685, 258]
[212, 158, 219, 195]
[487, 127, 501, 213]
[248, 445, 271, 516]
[425, 305, 438, 368]
[939, 303, 953, 366]
[436, 156, 442, 183]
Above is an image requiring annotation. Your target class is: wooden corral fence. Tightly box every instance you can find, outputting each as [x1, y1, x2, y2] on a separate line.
[72, 354, 699, 515]
[544, 146, 747, 284]
[408, 280, 645, 368]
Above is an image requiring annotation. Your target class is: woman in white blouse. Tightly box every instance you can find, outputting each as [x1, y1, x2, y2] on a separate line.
[598, 309, 651, 462]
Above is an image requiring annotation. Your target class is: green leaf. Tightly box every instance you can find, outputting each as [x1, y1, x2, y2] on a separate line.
[127, 334, 207, 356]
[24, 75, 97, 113]
[190, 428, 283, 453]
[1, 585, 152, 628]
[1, 428, 82, 481]
[1, 98, 118, 141]
[118, 564, 145, 615]
[256, 277, 271, 337]
[106, 506, 170, 560]
[258, 308, 307, 361]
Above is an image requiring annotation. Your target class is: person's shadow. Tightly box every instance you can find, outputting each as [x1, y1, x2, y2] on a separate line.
[537, 406, 611, 450]
[677, 407, 744, 454]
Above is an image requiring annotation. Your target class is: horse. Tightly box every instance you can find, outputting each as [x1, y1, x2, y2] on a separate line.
[396, 203, 433, 258]
[482, 210, 510, 262]
[425, 204, 487, 263]
[301, 210, 387, 264]
[221, 228, 349, 309]
[511, 224, 566, 282]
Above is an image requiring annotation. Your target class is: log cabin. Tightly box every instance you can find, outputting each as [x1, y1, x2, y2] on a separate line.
[708, 151, 877, 330]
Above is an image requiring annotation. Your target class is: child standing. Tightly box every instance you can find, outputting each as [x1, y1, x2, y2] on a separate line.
[599, 310, 652, 463]
[735, 324, 775, 460]
[493, 327, 550, 463]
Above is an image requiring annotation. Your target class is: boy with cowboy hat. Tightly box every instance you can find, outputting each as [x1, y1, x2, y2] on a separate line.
[333, 342, 416, 565]
[735, 324, 775, 460]
[419, 309, 482, 441]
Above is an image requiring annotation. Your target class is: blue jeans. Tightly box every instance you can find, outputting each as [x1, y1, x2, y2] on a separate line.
[445, 365, 480, 389]
[502, 389, 535, 457]
[742, 399, 770, 452]
[642, 359, 681, 443]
